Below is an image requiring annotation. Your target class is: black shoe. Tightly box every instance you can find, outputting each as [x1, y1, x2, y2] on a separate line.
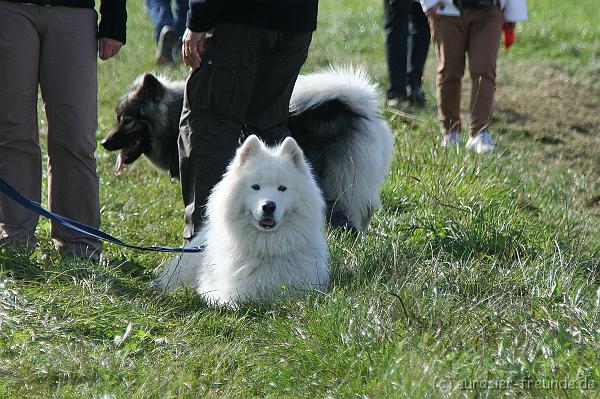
[329, 210, 358, 234]
[385, 95, 410, 111]
[326, 201, 358, 234]
[407, 86, 426, 107]
[155, 25, 177, 65]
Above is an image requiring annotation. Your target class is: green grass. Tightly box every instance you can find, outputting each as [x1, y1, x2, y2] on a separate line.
[1, 0, 599, 397]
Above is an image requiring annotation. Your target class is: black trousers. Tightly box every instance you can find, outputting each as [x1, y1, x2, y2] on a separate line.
[383, 0, 430, 99]
[178, 22, 312, 239]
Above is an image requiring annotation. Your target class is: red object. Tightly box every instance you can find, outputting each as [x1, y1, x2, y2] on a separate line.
[503, 22, 516, 51]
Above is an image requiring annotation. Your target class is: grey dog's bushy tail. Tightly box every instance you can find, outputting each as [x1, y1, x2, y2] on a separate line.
[288, 98, 363, 144]
[287, 66, 380, 144]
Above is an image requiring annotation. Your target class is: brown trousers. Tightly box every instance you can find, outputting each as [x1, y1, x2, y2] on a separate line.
[429, 6, 503, 136]
[0, 1, 101, 252]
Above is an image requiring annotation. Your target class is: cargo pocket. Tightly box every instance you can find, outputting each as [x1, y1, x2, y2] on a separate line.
[185, 64, 238, 119]
[207, 66, 237, 117]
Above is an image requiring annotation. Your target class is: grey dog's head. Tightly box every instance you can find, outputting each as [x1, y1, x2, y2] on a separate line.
[102, 74, 166, 173]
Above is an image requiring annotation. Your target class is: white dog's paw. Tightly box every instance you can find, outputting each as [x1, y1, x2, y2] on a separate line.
[152, 256, 198, 292]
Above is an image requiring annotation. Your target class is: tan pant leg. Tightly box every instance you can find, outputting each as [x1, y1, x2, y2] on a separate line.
[429, 13, 468, 135]
[38, 6, 101, 252]
[0, 2, 42, 244]
[465, 6, 503, 136]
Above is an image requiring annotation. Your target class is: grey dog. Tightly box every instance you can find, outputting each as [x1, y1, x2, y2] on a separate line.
[102, 66, 394, 231]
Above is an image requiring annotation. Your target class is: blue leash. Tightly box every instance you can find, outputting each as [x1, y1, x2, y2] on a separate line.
[0, 176, 203, 253]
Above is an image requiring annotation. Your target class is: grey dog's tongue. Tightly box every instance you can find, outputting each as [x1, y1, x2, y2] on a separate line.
[114, 153, 125, 174]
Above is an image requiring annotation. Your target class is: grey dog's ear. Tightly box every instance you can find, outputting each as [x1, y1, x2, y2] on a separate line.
[279, 137, 305, 168]
[236, 135, 262, 166]
[136, 73, 164, 101]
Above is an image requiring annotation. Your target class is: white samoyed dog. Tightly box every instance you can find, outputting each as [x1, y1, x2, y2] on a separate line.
[154, 135, 329, 306]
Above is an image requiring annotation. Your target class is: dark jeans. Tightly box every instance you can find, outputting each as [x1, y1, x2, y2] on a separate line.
[383, 0, 430, 99]
[178, 22, 312, 239]
[145, 0, 188, 41]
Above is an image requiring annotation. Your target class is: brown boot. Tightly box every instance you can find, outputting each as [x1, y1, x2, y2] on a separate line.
[54, 240, 101, 263]
[155, 25, 177, 65]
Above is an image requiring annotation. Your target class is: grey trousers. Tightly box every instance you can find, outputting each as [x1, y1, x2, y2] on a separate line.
[0, 1, 101, 252]
[178, 22, 312, 239]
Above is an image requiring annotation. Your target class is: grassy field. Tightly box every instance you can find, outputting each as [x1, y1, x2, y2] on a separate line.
[1, 0, 599, 397]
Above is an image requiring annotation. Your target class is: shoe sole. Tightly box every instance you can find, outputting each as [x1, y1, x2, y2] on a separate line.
[155, 27, 177, 65]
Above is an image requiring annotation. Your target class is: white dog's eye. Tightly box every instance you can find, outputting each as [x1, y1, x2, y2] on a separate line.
[251, 184, 260, 190]
[278, 185, 287, 192]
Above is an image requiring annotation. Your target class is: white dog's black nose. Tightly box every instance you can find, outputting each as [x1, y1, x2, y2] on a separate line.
[262, 201, 276, 214]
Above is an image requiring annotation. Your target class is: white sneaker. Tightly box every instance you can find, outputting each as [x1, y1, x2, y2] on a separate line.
[466, 130, 495, 153]
[441, 131, 461, 148]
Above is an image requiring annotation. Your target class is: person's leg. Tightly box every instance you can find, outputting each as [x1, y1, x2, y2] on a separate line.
[244, 32, 357, 231]
[145, 0, 173, 42]
[178, 23, 279, 240]
[173, 0, 189, 39]
[146, 0, 177, 64]
[383, 0, 411, 101]
[407, 0, 430, 103]
[39, 6, 101, 260]
[429, 13, 468, 135]
[170, 0, 189, 60]
[179, 108, 245, 240]
[243, 31, 312, 144]
[466, 6, 502, 136]
[0, 2, 42, 247]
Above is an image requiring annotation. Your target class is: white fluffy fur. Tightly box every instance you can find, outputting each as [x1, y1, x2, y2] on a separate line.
[155, 136, 329, 306]
[291, 66, 394, 230]
[123, 67, 393, 232]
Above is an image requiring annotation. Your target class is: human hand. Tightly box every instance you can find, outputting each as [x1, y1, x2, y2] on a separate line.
[182, 29, 207, 70]
[98, 37, 123, 60]
[426, 1, 445, 16]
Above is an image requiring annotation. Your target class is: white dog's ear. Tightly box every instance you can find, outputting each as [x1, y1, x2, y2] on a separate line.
[279, 137, 305, 168]
[236, 135, 262, 166]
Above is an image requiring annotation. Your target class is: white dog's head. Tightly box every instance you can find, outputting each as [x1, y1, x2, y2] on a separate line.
[207, 135, 324, 236]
